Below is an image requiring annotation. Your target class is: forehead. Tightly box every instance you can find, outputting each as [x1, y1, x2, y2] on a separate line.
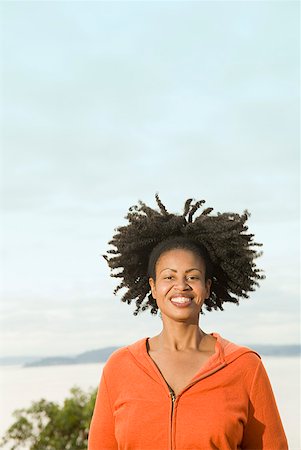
[155, 248, 205, 269]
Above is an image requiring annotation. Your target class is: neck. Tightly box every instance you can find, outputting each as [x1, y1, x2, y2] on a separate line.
[157, 319, 205, 351]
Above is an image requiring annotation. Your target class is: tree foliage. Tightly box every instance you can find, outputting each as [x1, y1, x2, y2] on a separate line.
[0, 386, 97, 450]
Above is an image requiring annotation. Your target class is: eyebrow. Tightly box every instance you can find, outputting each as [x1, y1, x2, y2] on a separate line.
[159, 268, 203, 274]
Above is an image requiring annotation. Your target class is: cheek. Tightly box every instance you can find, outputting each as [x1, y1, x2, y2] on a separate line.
[195, 283, 210, 300]
[153, 282, 171, 299]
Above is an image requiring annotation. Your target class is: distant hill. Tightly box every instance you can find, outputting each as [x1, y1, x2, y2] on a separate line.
[0, 343, 299, 368]
[247, 344, 300, 357]
[24, 346, 119, 368]
[0, 356, 41, 366]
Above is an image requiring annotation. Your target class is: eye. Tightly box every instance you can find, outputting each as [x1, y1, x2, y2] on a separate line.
[187, 276, 199, 280]
[164, 276, 174, 280]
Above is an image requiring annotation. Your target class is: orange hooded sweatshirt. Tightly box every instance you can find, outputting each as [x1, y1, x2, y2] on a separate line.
[88, 333, 288, 450]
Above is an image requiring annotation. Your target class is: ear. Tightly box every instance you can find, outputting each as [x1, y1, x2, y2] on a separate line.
[149, 277, 157, 299]
[205, 278, 212, 299]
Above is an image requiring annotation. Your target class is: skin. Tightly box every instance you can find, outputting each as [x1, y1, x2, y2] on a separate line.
[148, 248, 217, 396]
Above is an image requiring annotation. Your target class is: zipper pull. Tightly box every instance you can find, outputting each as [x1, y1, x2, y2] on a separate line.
[169, 386, 176, 403]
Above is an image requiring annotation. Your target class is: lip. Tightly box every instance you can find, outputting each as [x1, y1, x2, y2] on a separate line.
[170, 294, 193, 299]
[170, 296, 193, 308]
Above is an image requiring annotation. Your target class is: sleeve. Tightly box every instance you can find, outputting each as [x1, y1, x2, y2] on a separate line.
[241, 358, 288, 450]
[88, 369, 118, 450]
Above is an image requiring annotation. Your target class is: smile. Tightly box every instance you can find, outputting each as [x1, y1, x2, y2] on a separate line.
[170, 297, 192, 307]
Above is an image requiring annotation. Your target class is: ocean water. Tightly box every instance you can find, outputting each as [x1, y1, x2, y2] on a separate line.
[260, 356, 300, 450]
[0, 357, 300, 449]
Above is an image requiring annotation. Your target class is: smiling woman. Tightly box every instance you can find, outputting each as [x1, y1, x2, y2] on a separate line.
[88, 195, 288, 450]
[149, 246, 211, 322]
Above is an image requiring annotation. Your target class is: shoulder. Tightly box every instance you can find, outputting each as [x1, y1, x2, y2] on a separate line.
[213, 332, 261, 360]
[213, 332, 262, 375]
[103, 345, 130, 369]
[103, 337, 147, 373]
[230, 350, 263, 375]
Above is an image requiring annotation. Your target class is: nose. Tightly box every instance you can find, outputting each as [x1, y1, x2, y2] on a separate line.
[174, 277, 191, 290]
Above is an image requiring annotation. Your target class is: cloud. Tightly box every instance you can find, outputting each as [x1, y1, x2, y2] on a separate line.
[2, 1, 299, 355]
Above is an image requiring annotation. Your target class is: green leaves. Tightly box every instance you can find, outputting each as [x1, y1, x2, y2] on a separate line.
[0, 386, 97, 450]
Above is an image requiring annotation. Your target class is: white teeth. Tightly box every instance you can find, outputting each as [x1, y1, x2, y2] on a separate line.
[171, 297, 192, 303]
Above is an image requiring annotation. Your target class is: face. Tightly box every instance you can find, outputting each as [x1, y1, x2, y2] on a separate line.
[149, 248, 212, 323]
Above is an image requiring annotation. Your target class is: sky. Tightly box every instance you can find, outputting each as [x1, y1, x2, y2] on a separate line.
[1, 0, 299, 357]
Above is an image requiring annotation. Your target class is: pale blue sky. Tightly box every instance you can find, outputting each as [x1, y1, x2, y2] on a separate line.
[1, 1, 299, 356]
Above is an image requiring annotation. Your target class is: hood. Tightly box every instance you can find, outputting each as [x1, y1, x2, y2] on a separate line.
[125, 333, 260, 386]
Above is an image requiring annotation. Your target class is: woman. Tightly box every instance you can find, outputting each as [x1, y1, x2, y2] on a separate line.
[88, 195, 288, 450]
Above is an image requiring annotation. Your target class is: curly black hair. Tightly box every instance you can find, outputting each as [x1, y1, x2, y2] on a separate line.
[104, 194, 265, 315]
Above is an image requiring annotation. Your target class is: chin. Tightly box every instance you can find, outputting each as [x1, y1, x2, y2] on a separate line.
[163, 311, 200, 323]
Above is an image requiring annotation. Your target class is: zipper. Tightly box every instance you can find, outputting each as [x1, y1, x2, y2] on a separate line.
[168, 384, 176, 412]
[166, 363, 227, 450]
[167, 383, 176, 450]
[144, 339, 227, 450]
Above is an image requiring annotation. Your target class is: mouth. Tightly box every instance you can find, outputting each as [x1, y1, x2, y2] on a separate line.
[170, 296, 193, 308]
